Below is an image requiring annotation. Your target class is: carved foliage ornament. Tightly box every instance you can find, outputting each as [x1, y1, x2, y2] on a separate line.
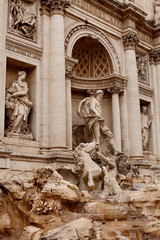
[107, 86, 124, 94]
[122, 33, 139, 49]
[149, 50, 160, 64]
[40, 0, 71, 13]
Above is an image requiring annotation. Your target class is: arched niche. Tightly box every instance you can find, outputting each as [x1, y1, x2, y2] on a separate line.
[65, 24, 121, 75]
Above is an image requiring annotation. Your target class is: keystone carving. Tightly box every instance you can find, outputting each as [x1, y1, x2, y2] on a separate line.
[122, 33, 139, 50]
[40, 0, 71, 14]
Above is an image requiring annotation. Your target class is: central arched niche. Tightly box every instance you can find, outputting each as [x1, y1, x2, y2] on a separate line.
[71, 37, 113, 149]
[72, 36, 113, 78]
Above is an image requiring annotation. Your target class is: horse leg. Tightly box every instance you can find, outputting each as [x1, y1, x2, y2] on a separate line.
[88, 171, 94, 187]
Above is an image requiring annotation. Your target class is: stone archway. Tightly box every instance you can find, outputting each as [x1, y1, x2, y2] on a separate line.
[65, 24, 121, 75]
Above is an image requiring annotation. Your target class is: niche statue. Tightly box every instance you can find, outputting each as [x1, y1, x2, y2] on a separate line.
[141, 106, 153, 152]
[5, 71, 33, 139]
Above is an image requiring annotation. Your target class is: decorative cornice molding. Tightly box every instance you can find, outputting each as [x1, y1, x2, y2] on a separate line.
[40, 0, 71, 15]
[122, 32, 139, 50]
[71, 75, 127, 91]
[6, 38, 43, 61]
[139, 84, 154, 98]
[149, 50, 160, 64]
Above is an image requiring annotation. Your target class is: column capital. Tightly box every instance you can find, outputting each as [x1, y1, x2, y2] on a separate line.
[107, 86, 124, 94]
[149, 50, 160, 65]
[40, 0, 71, 15]
[122, 32, 139, 50]
[65, 56, 78, 79]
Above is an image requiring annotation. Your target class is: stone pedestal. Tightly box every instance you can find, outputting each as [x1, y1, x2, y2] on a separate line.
[123, 33, 143, 159]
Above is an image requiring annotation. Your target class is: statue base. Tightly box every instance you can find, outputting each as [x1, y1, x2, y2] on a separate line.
[6, 132, 33, 141]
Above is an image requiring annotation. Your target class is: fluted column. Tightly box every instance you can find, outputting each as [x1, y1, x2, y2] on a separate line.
[0, 0, 6, 140]
[123, 32, 143, 158]
[108, 86, 122, 152]
[40, 0, 71, 151]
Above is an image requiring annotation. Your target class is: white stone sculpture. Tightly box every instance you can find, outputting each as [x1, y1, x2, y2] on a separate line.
[5, 71, 33, 139]
[9, 0, 37, 39]
[136, 56, 147, 83]
[154, 0, 160, 24]
[141, 106, 153, 151]
[78, 89, 119, 155]
[74, 142, 122, 195]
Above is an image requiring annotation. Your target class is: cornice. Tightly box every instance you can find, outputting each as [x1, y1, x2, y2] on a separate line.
[139, 84, 154, 98]
[71, 0, 160, 42]
[71, 74, 127, 91]
[5, 37, 43, 60]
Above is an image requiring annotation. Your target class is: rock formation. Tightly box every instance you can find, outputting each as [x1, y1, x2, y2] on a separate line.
[0, 167, 160, 239]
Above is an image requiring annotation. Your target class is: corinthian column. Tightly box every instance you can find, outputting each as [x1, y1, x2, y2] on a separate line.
[108, 86, 122, 152]
[40, 0, 71, 152]
[123, 32, 143, 158]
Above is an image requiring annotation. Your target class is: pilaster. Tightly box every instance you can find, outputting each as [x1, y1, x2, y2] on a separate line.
[149, 50, 160, 158]
[0, 0, 6, 140]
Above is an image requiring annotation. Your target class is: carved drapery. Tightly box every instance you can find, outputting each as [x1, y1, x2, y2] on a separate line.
[122, 32, 139, 50]
[136, 55, 149, 85]
[8, 0, 37, 40]
[40, 0, 71, 14]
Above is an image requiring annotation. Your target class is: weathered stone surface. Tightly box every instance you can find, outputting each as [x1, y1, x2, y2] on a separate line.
[0, 168, 160, 240]
[41, 218, 94, 240]
[41, 180, 79, 202]
[20, 226, 42, 240]
[84, 200, 127, 220]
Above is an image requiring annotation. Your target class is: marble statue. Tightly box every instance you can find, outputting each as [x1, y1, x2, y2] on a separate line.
[78, 89, 118, 155]
[137, 56, 147, 83]
[141, 106, 153, 151]
[9, 0, 37, 39]
[5, 71, 33, 139]
[154, 0, 160, 24]
[74, 142, 122, 195]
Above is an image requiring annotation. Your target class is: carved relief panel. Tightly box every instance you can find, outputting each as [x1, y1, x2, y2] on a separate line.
[8, 0, 38, 41]
[136, 54, 149, 85]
